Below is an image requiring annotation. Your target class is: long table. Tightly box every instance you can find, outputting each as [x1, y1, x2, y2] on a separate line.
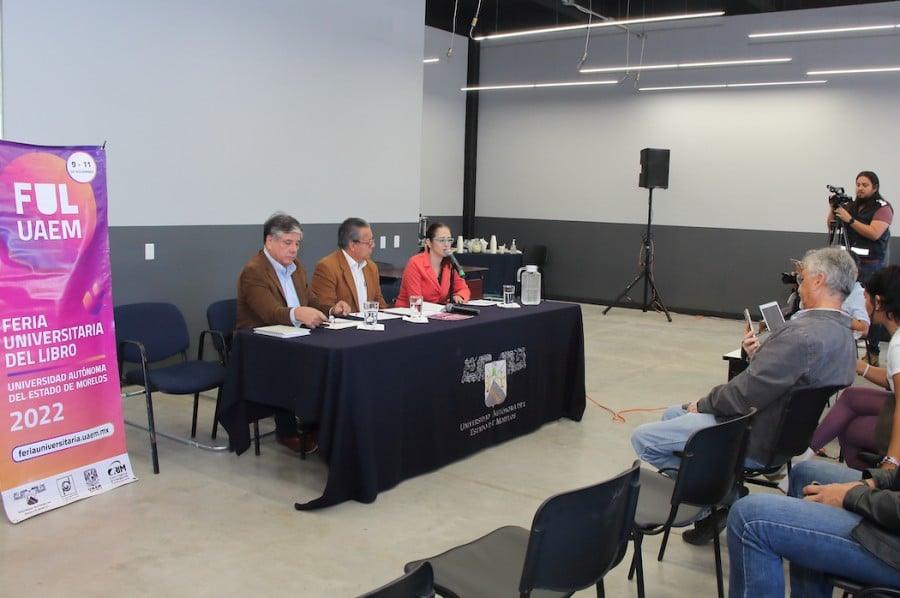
[218, 301, 585, 510]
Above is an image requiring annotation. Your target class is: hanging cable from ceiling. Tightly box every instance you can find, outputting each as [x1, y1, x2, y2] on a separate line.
[447, 0, 460, 58]
[469, 0, 484, 39]
[578, 0, 593, 69]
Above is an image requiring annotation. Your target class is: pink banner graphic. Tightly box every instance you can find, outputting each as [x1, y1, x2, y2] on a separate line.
[0, 140, 135, 523]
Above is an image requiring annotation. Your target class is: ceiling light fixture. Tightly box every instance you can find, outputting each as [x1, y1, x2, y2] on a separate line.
[462, 79, 618, 92]
[749, 24, 899, 39]
[472, 11, 725, 42]
[640, 79, 827, 91]
[807, 66, 900, 75]
[423, 57, 440, 64]
[580, 57, 791, 73]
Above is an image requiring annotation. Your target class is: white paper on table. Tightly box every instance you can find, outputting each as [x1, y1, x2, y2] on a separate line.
[320, 318, 359, 330]
[384, 302, 444, 318]
[349, 311, 402, 321]
[466, 299, 503, 307]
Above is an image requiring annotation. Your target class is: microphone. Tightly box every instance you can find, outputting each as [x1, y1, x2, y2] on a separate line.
[446, 250, 465, 277]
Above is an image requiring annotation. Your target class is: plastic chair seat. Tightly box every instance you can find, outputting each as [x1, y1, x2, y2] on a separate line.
[633, 469, 706, 528]
[123, 360, 225, 395]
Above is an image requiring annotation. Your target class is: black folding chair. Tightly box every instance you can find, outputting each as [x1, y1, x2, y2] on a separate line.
[629, 410, 755, 598]
[356, 562, 434, 598]
[744, 386, 844, 488]
[405, 461, 641, 597]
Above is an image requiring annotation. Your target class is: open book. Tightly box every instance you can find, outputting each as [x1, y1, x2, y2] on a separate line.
[253, 324, 311, 338]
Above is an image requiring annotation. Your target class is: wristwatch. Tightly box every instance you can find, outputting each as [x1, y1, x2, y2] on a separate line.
[848, 217, 856, 225]
[879, 456, 900, 468]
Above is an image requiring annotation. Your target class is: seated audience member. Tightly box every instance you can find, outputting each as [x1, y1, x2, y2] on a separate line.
[801, 266, 900, 471]
[236, 212, 334, 454]
[395, 222, 470, 307]
[630, 247, 857, 545]
[727, 458, 900, 596]
[311, 217, 386, 313]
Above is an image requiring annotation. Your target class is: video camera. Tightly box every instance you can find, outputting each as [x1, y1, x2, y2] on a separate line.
[781, 271, 799, 285]
[828, 185, 852, 210]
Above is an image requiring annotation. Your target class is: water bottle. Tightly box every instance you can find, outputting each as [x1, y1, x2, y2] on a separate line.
[517, 265, 542, 305]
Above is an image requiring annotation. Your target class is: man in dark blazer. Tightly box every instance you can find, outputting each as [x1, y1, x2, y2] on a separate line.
[311, 217, 387, 313]
[236, 212, 348, 453]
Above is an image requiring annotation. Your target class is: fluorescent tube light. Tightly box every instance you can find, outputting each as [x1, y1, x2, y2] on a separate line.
[423, 57, 440, 64]
[473, 11, 725, 41]
[807, 66, 900, 75]
[580, 57, 791, 73]
[749, 24, 898, 39]
[462, 79, 618, 92]
[640, 79, 826, 91]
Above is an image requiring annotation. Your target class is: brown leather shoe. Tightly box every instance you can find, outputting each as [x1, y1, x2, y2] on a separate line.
[302, 431, 319, 454]
[276, 434, 303, 453]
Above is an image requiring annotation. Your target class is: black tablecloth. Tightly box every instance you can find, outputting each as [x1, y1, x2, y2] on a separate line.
[218, 301, 585, 510]
[456, 252, 525, 295]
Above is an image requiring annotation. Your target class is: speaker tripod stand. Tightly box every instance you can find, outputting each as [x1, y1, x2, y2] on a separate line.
[603, 187, 672, 321]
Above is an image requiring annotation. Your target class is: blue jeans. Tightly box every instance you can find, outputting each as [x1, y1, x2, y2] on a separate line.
[728, 460, 900, 597]
[631, 405, 764, 472]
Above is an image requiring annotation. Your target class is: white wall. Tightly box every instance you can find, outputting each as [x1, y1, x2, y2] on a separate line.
[420, 26, 468, 217]
[1, 0, 425, 226]
[475, 2, 900, 233]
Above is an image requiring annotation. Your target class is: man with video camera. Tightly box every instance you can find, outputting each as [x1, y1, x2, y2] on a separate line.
[828, 171, 893, 363]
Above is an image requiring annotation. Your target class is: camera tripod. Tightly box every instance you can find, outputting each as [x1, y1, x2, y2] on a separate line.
[828, 216, 851, 249]
[603, 188, 672, 321]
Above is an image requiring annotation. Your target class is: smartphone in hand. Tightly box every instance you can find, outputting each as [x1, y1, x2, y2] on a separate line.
[744, 308, 756, 335]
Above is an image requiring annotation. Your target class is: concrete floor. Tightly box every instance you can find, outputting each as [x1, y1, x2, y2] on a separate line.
[0, 304, 827, 596]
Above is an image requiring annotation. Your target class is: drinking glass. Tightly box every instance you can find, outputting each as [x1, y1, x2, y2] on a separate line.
[362, 301, 379, 326]
[409, 295, 424, 319]
[502, 284, 516, 305]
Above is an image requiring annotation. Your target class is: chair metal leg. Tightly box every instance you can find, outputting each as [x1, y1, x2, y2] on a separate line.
[596, 579, 605, 598]
[657, 526, 672, 561]
[713, 521, 725, 598]
[253, 421, 261, 456]
[191, 392, 200, 438]
[143, 386, 160, 474]
[629, 531, 646, 598]
[211, 386, 222, 439]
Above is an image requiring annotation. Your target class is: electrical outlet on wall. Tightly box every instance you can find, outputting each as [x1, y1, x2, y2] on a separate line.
[393, 235, 400, 248]
[145, 243, 155, 260]
[380, 235, 386, 249]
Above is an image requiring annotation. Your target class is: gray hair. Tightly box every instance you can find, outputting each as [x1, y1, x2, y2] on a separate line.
[338, 217, 369, 249]
[802, 247, 857, 299]
[263, 212, 302, 242]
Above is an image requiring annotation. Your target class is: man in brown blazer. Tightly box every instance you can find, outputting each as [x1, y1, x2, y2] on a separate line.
[236, 212, 349, 453]
[311, 217, 387, 313]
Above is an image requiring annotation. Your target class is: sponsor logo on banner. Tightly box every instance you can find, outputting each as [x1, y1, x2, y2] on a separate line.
[57, 475, 77, 499]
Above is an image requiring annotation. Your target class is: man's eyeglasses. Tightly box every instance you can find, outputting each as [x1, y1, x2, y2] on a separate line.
[353, 239, 375, 246]
[432, 237, 454, 244]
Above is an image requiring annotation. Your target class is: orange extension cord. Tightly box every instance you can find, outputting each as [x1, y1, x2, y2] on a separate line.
[587, 394, 667, 423]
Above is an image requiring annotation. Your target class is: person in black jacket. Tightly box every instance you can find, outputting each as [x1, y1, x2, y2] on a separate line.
[727, 458, 900, 596]
[829, 170, 893, 364]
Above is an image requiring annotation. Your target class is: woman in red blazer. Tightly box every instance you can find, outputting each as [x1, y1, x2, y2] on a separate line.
[395, 222, 471, 307]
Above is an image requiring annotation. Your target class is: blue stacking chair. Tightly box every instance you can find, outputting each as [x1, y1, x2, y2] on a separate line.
[115, 302, 228, 473]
